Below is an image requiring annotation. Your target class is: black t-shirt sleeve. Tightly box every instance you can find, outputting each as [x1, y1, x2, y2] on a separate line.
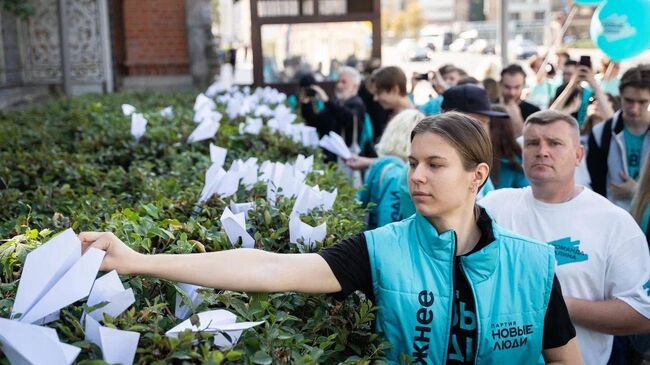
[542, 275, 577, 349]
[317, 233, 374, 301]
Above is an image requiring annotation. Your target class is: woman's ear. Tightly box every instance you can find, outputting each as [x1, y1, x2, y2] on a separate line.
[473, 162, 490, 190]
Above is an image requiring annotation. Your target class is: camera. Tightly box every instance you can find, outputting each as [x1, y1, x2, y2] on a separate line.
[413, 72, 430, 81]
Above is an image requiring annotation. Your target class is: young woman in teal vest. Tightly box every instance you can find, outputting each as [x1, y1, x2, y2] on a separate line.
[80, 113, 582, 364]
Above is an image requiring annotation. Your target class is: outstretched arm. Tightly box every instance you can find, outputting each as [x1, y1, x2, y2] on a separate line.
[79, 232, 342, 293]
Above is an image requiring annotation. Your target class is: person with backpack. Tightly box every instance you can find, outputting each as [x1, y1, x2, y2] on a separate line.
[587, 64, 650, 210]
[80, 113, 582, 364]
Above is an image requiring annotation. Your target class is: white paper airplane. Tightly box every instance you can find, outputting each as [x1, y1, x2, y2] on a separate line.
[85, 315, 140, 365]
[159, 106, 174, 120]
[11, 229, 105, 324]
[188, 118, 221, 143]
[0, 318, 80, 365]
[165, 309, 263, 348]
[174, 283, 205, 320]
[289, 215, 327, 253]
[220, 207, 255, 248]
[131, 113, 148, 141]
[86, 270, 135, 322]
[319, 131, 352, 159]
[121, 104, 136, 117]
[209, 143, 227, 169]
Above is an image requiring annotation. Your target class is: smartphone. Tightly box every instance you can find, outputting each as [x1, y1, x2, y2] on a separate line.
[579, 55, 592, 69]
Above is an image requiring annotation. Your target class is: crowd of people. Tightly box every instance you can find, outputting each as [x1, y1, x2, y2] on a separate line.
[81, 54, 650, 364]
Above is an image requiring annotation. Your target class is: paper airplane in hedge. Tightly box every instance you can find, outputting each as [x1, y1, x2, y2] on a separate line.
[229, 157, 259, 190]
[0, 318, 81, 365]
[239, 116, 263, 135]
[289, 214, 327, 253]
[209, 143, 227, 170]
[174, 283, 205, 320]
[85, 315, 139, 365]
[261, 162, 307, 203]
[198, 163, 241, 203]
[193, 93, 216, 122]
[291, 184, 337, 216]
[188, 115, 221, 143]
[253, 104, 273, 118]
[205, 80, 229, 98]
[229, 200, 255, 219]
[319, 131, 352, 159]
[159, 106, 174, 120]
[293, 154, 314, 175]
[11, 229, 105, 325]
[165, 309, 263, 348]
[121, 103, 136, 116]
[220, 207, 255, 248]
[85, 270, 135, 322]
[130, 113, 148, 141]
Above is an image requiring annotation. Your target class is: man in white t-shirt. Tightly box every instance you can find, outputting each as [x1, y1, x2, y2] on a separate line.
[480, 110, 650, 364]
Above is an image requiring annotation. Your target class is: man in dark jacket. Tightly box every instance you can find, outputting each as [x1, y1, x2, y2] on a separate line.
[300, 66, 368, 160]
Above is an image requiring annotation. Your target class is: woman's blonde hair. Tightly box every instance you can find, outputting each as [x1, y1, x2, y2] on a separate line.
[375, 109, 423, 160]
[631, 156, 650, 225]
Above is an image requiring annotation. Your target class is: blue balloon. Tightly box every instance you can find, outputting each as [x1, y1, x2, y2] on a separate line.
[590, 0, 650, 61]
[575, 0, 601, 6]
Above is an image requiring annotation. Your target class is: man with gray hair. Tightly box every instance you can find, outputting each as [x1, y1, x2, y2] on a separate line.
[480, 110, 650, 364]
[300, 66, 370, 159]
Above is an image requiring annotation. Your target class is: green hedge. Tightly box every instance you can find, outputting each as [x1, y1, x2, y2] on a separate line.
[0, 91, 389, 364]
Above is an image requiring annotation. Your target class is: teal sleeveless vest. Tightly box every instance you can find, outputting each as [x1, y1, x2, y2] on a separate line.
[364, 213, 555, 364]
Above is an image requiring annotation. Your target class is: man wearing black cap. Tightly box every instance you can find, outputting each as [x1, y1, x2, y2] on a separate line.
[441, 84, 509, 126]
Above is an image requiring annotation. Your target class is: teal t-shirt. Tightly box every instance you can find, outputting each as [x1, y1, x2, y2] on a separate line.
[419, 95, 443, 116]
[624, 127, 646, 180]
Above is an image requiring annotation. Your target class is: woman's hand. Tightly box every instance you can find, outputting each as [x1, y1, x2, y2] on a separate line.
[79, 232, 143, 275]
[345, 155, 376, 171]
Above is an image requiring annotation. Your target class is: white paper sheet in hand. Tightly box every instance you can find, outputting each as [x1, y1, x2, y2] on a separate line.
[289, 215, 327, 253]
[220, 207, 255, 248]
[188, 118, 220, 143]
[11, 229, 105, 324]
[319, 132, 352, 159]
[159, 106, 174, 119]
[174, 283, 205, 320]
[165, 309, 263, 348]
[86, 270, 135, 322]
[121, 104, 136, 116]
[209, 143, 227, 169]
[85, 315, 139, 365]
[0, 318, 80, 365]
[130, 113, 148, 141]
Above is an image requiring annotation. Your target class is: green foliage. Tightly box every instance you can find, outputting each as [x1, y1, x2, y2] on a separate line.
[0, 0, 35, 20]
[0, 91, 388, 363]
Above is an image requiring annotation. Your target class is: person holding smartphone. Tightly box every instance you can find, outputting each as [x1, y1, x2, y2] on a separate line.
[550, 56, 614, 128]
[299, 66, 369, 160]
